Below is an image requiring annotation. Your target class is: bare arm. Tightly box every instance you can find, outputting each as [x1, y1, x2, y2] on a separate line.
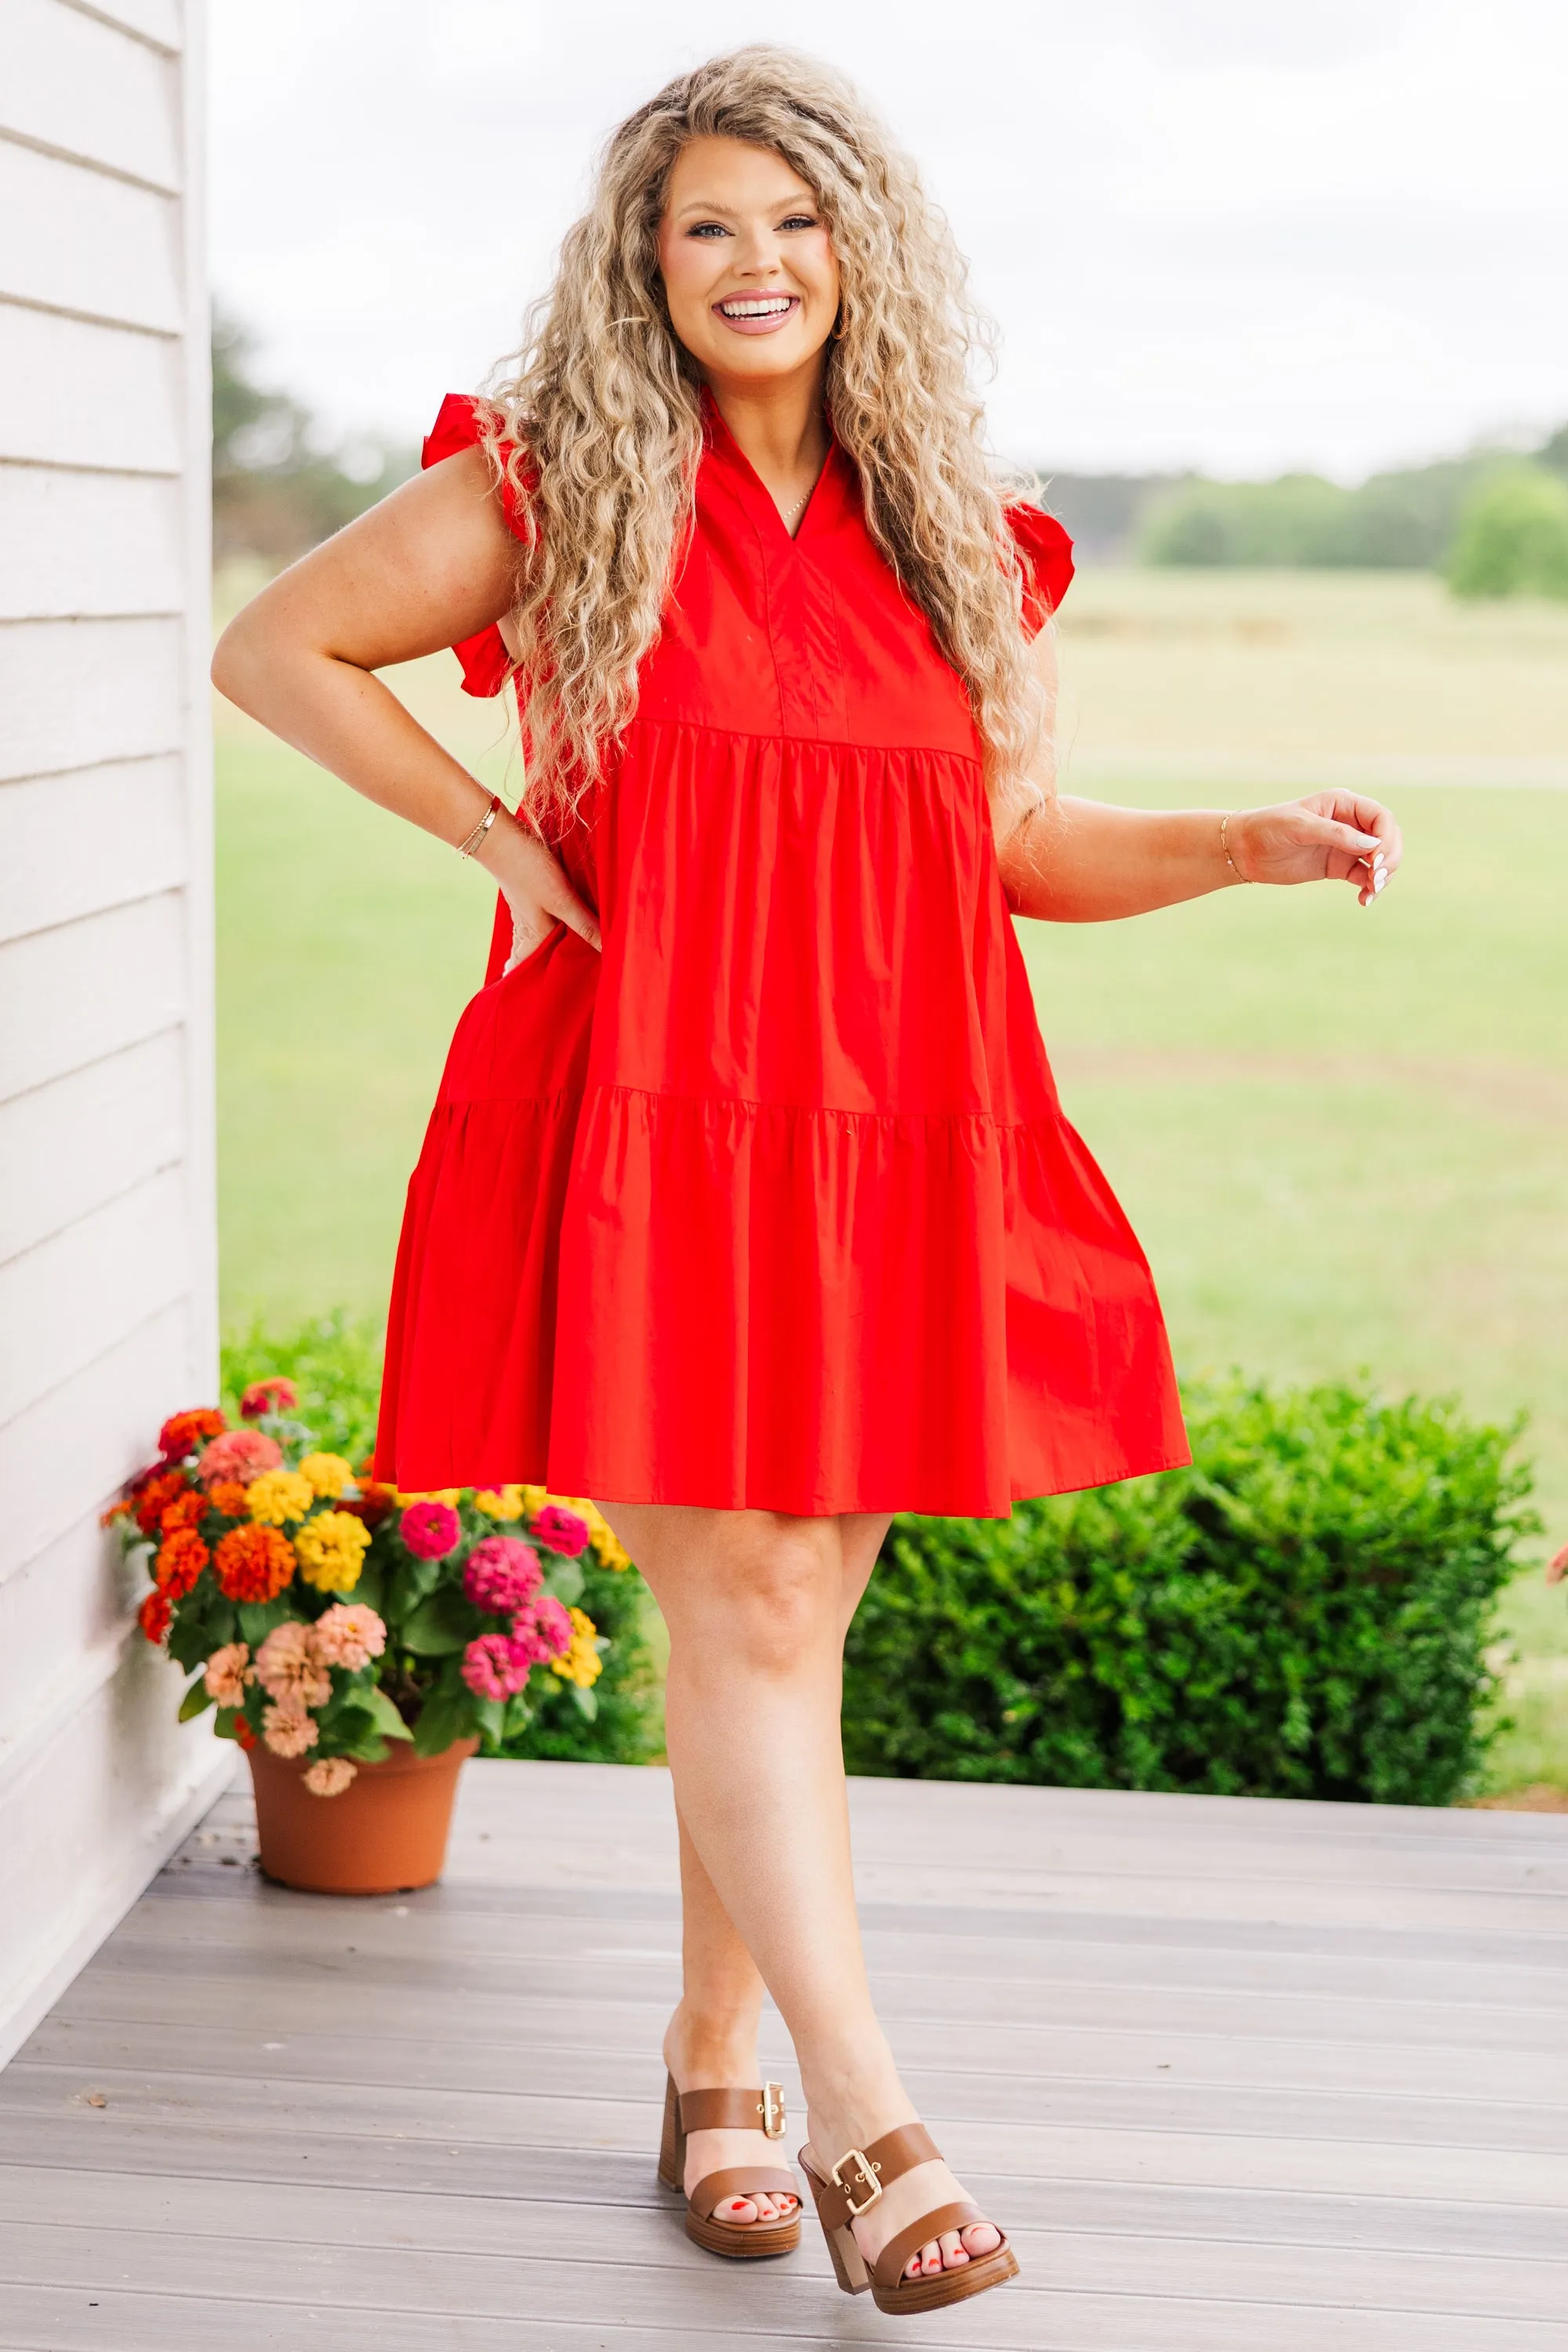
[996, 625, 1403, 921]
[211, 449, 599, 960]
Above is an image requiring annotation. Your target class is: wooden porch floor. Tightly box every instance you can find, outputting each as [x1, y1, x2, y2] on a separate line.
[0, 1759, 1565, 2350]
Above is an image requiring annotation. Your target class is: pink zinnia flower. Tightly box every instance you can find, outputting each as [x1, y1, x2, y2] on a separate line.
[204, 1641, 252, 1708]
[311, 1602, 387, 1671]
[262, 1702, 319, 1758]
[254, 1621, 332, 1710]
[240, 1376, 299, 1420]
[198, 1428, 281, 1487]
[401, 1499, 461, 1559]
[510, 1592, 573, 1666]
[460, 1633, 532, 1703]
[532, 1504, 590, 1559]
[463, 1536, 543, 1617]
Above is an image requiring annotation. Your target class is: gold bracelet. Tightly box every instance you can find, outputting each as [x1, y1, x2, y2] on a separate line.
[456, 793, 502, 859]
[1220, 811, 1250, 881]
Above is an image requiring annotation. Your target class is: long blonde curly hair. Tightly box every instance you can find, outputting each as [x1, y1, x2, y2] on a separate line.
[481, 45, 1048, 834]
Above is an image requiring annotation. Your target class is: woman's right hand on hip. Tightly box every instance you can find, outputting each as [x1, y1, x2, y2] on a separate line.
[477, 809, 602, 971]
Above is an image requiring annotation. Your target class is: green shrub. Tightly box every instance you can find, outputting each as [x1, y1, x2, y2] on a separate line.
[218, 1313, 661, 1765]
[843, 1381, 1537, 1806]
[1446, 465, 1568, 600]
[1138, 460, 1486, 571]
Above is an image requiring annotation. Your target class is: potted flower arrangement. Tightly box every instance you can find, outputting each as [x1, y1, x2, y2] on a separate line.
[106, 1377, 629, 1893]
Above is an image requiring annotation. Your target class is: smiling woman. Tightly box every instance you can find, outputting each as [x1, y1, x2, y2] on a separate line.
[209, 42, 1403, 2323]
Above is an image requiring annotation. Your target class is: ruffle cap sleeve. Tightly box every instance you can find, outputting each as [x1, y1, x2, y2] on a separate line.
[1004, 501, 1075, 637]
[422, 393, 534, 699]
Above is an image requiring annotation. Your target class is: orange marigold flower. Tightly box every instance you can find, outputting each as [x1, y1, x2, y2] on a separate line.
[133, 1469, 186, 1536]
[213, 1522, 296, 1604]
[137, 1589, 172, 1644]
[208, 1479, 250, 1518]
[158, 1406, 227, 1461]
[153, 1527, 209, 1599]
[160, 1490, 205, 1536]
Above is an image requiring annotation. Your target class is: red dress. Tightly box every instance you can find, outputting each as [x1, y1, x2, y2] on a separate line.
[376, 394, 1187, 1515]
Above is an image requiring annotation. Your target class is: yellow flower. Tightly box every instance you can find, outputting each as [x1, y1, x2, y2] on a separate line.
[570, 1497, 632, 1571]
[475, 1484, 525, 1520]
[245, 1469, 315, 1526]
[298, 1451, 353, 1499]
[294, 1508, 372, 1592]
[550, 1604, 604, 1688]
[521, 1484, 549, 1517]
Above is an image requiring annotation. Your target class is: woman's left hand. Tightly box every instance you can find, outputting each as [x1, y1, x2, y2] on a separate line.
[1229, 791, 1403, 906]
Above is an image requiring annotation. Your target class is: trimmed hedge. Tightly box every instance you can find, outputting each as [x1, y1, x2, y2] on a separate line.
[842, 1381, 1537, 1806]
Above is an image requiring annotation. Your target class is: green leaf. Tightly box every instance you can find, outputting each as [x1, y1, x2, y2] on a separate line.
[568, 1682, 598, 1723]
[401, 1587, 476, 1657]
[350, 1553, 387, 1615]
[212, 1706, 241, 1742]
[238, 1598, 292, 1645]
[178, 1675, 215, 1722]
[502, 1692, 534, 1737]
[539, 1559, 584, 1607]
[473, 1697, 506, 1750]
[358, 1683, 415, 1742]
[412, 1686, 474, 1757]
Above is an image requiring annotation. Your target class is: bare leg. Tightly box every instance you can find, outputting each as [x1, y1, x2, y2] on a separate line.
[662, 1810, 797, 2224]
[600, 1500, 1000, 2281]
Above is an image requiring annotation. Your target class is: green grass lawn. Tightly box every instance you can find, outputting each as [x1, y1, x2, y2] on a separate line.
[214, 566, 1568, 1793]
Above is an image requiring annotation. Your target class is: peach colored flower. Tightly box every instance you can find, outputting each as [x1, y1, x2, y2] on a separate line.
[254, 1621, 332, 1711]
[199, 1428, 281, 1487]
[245, 1468, 315, 1526]
[311, 1602, 387, 1672]
[203, 1642, 252, 1708]
[303, 1757, 357, 1796]
[262, 1703, 318, 1759]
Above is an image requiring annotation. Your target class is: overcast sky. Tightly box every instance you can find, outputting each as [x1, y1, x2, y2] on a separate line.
[209, 0, 1568, 481]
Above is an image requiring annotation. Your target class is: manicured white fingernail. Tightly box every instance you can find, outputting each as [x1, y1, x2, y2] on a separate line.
[1373, 869, 1386, 892]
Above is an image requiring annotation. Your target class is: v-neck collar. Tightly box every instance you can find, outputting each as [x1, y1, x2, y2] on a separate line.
[700, 388, 845, 550]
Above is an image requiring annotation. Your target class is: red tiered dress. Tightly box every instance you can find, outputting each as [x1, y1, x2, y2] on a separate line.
[375, 394, 1187, 1515]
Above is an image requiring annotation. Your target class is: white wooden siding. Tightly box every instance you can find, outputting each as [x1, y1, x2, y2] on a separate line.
[0, 0, 226, 2073]
[0, 467, 185, 619]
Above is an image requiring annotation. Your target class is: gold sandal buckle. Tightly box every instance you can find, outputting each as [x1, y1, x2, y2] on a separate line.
[830, 2147, 882, 2217]
[759, 2082, 786, 2140]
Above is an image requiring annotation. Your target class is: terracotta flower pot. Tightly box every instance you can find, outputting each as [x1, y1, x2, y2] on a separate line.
[247, 1736, 479, 1895]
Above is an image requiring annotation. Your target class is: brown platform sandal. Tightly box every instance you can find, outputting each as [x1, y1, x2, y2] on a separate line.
[657, 2074, 802, 2259]
[799, 2125, 1019, 2316]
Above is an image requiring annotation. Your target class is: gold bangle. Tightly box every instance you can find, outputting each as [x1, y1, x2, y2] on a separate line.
[1220, 811, 1250, 881]
[456, 793, 502, 858]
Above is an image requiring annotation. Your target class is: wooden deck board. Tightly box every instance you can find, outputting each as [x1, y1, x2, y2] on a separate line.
[1, 1760, 1565, 2348]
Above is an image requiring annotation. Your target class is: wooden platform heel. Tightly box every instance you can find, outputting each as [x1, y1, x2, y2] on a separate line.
[657, 2074, 802, 2258]
[799, 2125, 1019, 2316]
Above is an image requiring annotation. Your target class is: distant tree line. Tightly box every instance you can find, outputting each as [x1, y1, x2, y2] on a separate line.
[213, 306, 1567, 598]
[1038, 423, 1568, 596]
[212, 308, 416, 564]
